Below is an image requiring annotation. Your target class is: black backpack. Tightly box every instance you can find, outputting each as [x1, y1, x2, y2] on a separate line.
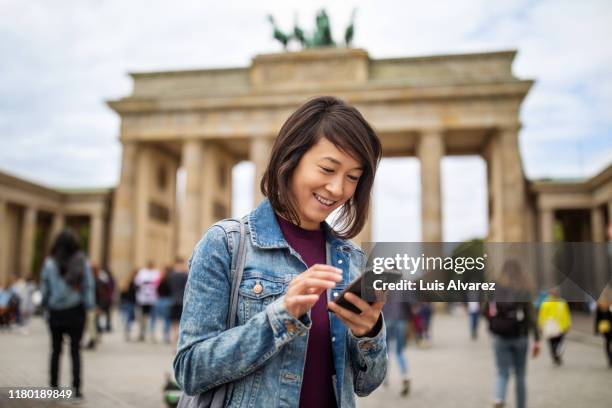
[488, 302, 525, 337]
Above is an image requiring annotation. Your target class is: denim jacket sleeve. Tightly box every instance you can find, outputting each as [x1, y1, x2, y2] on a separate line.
[173, 224, 312, 396]
[345, 249, 388, 397]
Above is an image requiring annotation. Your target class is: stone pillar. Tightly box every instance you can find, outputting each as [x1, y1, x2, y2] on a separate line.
[538, 208, 556, 289]
[418, 129, 444, 242]
[608, 201, 612, 240]
[483, 134, 504, 242]
[591, 206, 605, 242]
[110, 142, 138, 285]
[20, 207, 37, 277]
[250, 136, 273, 207]
[89, 212, 104, 266]
[539, 209, 555, 242]
[499, 126, 526, 241]
[49, 213, 65, 250]
[179, 140, 204, 260]
[0, 199, 7, 285]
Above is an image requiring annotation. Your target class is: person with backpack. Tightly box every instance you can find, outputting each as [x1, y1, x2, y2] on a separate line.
[94, 265, 115, 333]
[484, 260, 540, 408]
[174, 96, 387, 408]
[538, 288, 571, 366]
[40, 229, 95, 400]
[594, 285, 612, 368]
[134, 261, 161, 342]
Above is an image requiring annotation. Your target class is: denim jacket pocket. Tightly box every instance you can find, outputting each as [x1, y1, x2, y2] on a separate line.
[238, 276, 286, 323]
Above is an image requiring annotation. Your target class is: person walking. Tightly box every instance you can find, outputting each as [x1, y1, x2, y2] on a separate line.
[538, 288, 571, 366]
[382, 294, 412, 397]
[467, 300, 481, 340]
[93, 265, 115, 333]
[120, 269, 138, 341]
[134, 261, 160, 342]
[167, 257, 188, 344]
[485, 260, 540, 408]
[40, 229, 95, 399]
[594, 286, 612, 368]
[174, 96, 387, 407]
[11, 273, 37, 333]
[153, 266, 173, 343]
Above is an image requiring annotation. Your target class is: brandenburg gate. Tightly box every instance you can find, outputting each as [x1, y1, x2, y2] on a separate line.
[107, 48, 533, 282]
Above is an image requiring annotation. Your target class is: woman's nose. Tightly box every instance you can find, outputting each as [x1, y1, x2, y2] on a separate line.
[325, 177, 344, 198]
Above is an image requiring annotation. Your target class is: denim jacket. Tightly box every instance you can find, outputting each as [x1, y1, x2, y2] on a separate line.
[40, 256, 95, 311]
[174, 199, 387, 408]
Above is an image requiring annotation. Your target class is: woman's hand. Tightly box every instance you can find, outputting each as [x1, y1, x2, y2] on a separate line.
[285, 264, 343, 319]
[328, 292, 386, 337]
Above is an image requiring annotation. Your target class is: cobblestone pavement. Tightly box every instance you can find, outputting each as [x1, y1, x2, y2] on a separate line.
[1, 309, 610, 408]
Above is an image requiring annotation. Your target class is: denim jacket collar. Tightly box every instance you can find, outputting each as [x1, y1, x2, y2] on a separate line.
[248, 198, 344, 250]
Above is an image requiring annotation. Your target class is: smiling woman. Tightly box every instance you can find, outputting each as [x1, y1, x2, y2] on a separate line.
[174, 96, 386, 408]
[262, 96, 381, 239]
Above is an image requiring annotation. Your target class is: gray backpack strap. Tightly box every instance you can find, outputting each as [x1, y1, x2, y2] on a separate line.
[178, 218, 247, 408]
[226, 218, 247, 328]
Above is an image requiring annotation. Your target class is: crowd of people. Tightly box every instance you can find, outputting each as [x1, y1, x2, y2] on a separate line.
[379, 261, 612, 408]
[120, 258, 189, 344]
[1, 231, 611, 407]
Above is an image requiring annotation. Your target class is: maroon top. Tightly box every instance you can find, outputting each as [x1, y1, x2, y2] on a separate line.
[276, 215, 338, 408]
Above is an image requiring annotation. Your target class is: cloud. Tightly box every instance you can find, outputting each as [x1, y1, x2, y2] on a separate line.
[1, 0, 610, 242]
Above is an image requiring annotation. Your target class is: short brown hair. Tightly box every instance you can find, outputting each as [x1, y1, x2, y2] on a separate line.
[261, 96, 382, 239]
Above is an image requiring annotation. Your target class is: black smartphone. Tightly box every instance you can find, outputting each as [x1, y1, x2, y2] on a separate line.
[330, 267, 403, 314]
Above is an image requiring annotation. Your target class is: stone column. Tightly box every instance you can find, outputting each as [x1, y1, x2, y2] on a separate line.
[483, 134, 504, 242]
[499, 126, 526, 241]
[110, 142, 138, 285]
[538, 208, 556, 289]
[89, 212, 104, 266]
[49, 213, 65, 250]
[539, 208, 555, 242]
[591, 206, 605, 242]
[20, 207, 37, 277]
[0, 199, 7, 285]
[250, 136, 273, 207]
[179, 139, 204, 259]
[590, 205, 608, 296]
[418, 129, 444, 242]
[608, 201, 612, 240]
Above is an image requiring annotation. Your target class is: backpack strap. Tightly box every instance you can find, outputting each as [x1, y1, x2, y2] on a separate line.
[225, 218, 247, 329]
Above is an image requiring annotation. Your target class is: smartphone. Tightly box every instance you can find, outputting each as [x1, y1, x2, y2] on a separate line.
[330, 267, 403, 314]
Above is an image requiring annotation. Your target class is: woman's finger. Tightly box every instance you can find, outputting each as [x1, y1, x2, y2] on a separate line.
[302, 270, 343, 282]
[309, 264, 343, 274]
[286, 294, 320, 308]
[328, 301, 369, 328]
[293, 278, 337, 293]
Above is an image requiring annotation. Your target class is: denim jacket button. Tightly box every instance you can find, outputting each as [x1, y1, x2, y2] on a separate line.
[253, 282, 263, 294]
[337, 259, 343, 265]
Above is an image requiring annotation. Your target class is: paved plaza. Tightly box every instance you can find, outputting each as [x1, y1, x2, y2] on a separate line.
[1, 309, 610, 408]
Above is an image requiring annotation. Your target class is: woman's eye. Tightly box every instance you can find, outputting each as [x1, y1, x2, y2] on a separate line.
[320, 167, 334, 173]
[348, 175, 360, 182]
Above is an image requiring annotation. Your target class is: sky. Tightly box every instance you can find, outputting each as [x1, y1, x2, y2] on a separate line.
[1, 0, 611, 242]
